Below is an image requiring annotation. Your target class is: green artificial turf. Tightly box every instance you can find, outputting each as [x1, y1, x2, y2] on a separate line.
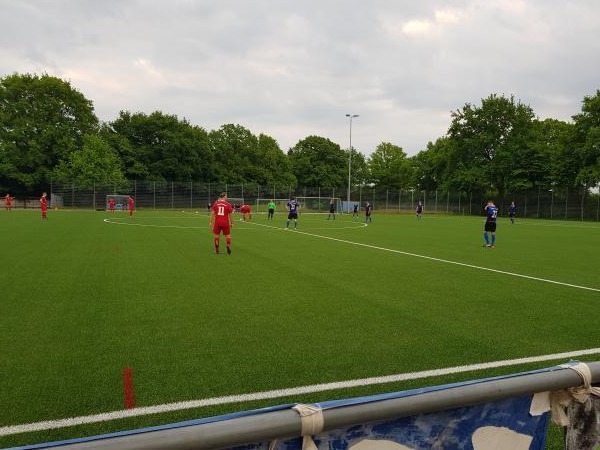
[1, 209, 598, 448]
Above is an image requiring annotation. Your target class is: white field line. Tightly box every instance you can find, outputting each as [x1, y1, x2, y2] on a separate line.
[103, 217, 367, 231]
[250, 222, 600, 292]
[2, 348, 600, 437]
[103, 218, 201, 229]
[20, 218, 590, 438]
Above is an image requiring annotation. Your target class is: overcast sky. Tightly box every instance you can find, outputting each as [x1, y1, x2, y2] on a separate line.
[1, 1, 599, 156]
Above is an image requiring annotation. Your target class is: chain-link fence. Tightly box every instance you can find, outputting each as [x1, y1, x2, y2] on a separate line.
[10, 180, 596, 221]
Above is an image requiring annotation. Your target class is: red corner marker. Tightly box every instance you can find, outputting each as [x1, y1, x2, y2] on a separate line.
[123, 366, 136, 409]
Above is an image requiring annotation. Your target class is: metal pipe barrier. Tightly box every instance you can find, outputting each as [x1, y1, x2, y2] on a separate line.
[28, 361, 600, 450]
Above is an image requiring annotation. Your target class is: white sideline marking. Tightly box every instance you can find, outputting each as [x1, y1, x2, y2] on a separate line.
[250, 222, 600, 292]
[2, 348, 600, 437]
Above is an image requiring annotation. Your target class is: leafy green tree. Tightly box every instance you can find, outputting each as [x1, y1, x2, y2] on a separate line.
[368, 142, 412, 189]
[98, 123, 150, 180]
[208, 124, 295, 185]
[287, 136, 347, 187]
[348, 148, 369, 187]
[0, 73, 98, 193]
[108, 111, 213, 182]
[53, 135, 127, 187]
[528, 119, 575, 188]
[447, 94, 536, 196]
[209, 124, 261, 183]
[408, 137, 455, 191]
[256, 134, 297, 188]
[572, 90, 600, 187]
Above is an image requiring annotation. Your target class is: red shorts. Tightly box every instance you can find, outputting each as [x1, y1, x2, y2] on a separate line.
[213, 223, 231, 235]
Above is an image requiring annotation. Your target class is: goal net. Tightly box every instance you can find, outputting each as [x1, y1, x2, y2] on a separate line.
[105, 194, 130, 211]
[254, 198, 290, 214]
[296, 196, 343, 214]
[224, 198, 245, 215]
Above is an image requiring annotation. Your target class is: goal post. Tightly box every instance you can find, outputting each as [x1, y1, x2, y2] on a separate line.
[296, 196, 343, 213]
[254, 198, 290, 214]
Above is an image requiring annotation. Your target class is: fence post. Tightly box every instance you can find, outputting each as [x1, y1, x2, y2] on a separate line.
[565, 186, 568, 219]
[597, 186, 600, 221]
[469, 192, 472, 215]
[386, 189, 389, 211]
[537, 187, 540, 219]
[580, 188, 585, 221]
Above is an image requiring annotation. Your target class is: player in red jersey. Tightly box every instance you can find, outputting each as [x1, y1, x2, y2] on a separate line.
[240, 204, 252, 221]
[108, 198, 116, 213]
[209, 192, 234, 254]
[127, 196, 135, 217]
[40, 192, 48, 219]
[5, 193, 13, 211]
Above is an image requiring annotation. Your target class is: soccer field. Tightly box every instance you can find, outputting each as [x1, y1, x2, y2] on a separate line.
[1, 209, 599, 448]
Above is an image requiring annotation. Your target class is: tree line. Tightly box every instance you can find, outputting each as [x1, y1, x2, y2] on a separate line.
[1, 73, 599, 197]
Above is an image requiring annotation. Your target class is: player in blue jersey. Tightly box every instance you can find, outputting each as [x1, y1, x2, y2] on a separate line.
[483, 200, 498, 248]
[327, 198, 336, 220]
[364, 201, 373, 223]
[508, 201, 516, 224]
[285, 196, 300, 229]
[416, 201, 424, 219]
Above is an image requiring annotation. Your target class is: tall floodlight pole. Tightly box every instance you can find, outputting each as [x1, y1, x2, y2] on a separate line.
[346, 114, 359, 213]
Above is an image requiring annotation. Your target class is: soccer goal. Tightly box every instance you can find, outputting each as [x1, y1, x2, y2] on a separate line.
[226, 198, 245, 210]
[254, 198, 290, 214]
[105, 194, 130, 211]
[296, 196, 343, 214]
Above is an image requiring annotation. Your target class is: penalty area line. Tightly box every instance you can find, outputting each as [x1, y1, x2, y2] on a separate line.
[252, 222, 599, 293]
[1, 348, 600, 436]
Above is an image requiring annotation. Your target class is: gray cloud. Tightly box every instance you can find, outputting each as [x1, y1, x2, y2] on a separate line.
[1, 0, 598, 155]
